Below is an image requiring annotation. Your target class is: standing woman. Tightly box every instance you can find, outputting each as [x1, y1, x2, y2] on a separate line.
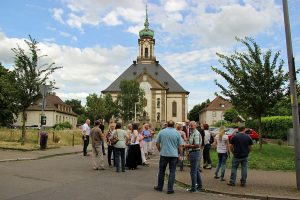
[203, 124, 213, 169]
[106, 123, 116, 167]
[112, 122, 128, 172]
[126, 123, 143, 169]
[213, 127, 229, 181]
[176, 123, 187, 171]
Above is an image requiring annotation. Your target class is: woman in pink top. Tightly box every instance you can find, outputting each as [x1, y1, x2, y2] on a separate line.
[176, 123, 187, 171]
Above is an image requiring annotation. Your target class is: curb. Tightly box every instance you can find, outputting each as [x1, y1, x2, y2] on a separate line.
[0, 151, 83, 162]
[174, 178, 300, 200]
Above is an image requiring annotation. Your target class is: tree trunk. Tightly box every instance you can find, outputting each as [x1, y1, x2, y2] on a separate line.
[258, 116, 263, 150]
[21, 110, 26, 145]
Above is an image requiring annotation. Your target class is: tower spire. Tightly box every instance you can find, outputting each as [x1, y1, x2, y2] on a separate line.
[144, 4, 149, 28]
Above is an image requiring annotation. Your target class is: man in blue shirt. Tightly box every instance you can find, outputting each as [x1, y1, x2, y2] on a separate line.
[154, 120, 183, 194]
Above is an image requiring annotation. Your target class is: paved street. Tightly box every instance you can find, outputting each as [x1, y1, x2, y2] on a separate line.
[0, 153, 256, 200]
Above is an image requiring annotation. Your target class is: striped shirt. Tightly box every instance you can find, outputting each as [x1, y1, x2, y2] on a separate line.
[188, 129, 201, 151]
[215, 134, 229, 153]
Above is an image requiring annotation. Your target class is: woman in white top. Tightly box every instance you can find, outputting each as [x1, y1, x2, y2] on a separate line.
[203, 124, 213, 169]
[126, 123, 143, 170]
[176, 123, 187, 171]
[213, 127, 229, 181]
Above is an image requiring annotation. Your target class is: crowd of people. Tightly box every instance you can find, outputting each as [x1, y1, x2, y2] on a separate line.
[81, 118, 253, 194]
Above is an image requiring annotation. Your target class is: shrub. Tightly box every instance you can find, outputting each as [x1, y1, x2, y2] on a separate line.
[53, 121, 73, 130]
[246, 116, 292, 139]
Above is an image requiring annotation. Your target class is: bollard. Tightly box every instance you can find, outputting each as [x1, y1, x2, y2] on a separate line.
[53, 132, 55, 142]
[72, 133, 75, 146]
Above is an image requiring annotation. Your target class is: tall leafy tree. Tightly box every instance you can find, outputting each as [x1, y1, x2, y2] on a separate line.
[12, 36, 61, 144]
[212, 37, 288, 148]
[117, 79, 145, 123]
[188, 99, 210, 122]
[223, 108, 239, 122]
[103, 93, 119, 124]
[0, 63, 19, 126]
[86, 93, 105, 124]
[65, 99, 85, 115]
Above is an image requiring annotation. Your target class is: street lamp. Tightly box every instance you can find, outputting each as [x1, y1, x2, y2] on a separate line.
[134, 102, 139, 122]
[220, 103, 225, 127]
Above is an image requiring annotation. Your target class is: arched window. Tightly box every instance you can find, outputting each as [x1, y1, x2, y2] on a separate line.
[145, 47, 149, 58]
[157, 98, 160, 108]
[172, 101, 177, 117]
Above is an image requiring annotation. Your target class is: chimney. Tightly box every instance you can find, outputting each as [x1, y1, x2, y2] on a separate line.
[133, 61, 137, 65]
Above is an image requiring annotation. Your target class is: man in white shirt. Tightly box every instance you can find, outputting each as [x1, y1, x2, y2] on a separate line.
[82, 119, 91, 156]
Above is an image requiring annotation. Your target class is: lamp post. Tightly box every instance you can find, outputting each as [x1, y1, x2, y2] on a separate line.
[220, 103, 225, 127]
[39, 84, 51, 130]
[134, 102, 139, 122]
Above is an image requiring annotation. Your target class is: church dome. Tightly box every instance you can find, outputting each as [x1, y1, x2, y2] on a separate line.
[139, 6, 154, 38]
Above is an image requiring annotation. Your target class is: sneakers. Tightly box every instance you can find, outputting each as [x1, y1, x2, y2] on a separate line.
[187, 188, 197, 192]
[167, 190, 174, 194]
[220, 178, 226, 181]
[214, 175, 220, 179]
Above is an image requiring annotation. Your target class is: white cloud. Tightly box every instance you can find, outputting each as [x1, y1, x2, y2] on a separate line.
[163, 0, 188, 12]
[50, 8, 65, 24]
[103, 11, 122, 26]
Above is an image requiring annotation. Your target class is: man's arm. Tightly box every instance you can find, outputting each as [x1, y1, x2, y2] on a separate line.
[156, 143, 161, 152]
[248, 145, 253, 152]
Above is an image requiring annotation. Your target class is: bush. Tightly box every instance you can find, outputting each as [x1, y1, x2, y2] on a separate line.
[53, 121, 73, 130]
[211, 121, 239, 128]
[246, 116, 292, 139]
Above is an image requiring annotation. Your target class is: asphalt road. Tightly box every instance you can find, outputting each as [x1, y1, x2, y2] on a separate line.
[0, 154, 255, 200]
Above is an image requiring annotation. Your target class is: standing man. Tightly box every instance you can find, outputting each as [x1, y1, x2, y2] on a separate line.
[82, 119, 91, 156]
[90, 120, 105, 170]
[228, 125, 253, 187]
[185, 121, 202, 192]
[183, 120, 190, 139]
[154, 120, 183, 194]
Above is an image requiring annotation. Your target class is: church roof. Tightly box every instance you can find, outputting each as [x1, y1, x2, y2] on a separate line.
[102, 62, 189, 94]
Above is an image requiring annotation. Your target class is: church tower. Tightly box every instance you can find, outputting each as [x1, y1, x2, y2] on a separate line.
[137, 6, 156, 64]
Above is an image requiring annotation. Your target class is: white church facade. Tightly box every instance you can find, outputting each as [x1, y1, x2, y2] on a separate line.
[102, 9, 189, 125]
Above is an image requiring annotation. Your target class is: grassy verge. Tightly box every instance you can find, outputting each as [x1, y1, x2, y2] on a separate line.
[210, 143, 295, 171]
[0, 128, 83, 150]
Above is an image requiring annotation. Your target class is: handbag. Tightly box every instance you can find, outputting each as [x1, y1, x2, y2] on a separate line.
[111, 131, 119, 145]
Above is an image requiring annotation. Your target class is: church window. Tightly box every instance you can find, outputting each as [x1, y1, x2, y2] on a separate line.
[145, 47, 149, 58]
[157, 98, 160, 108]
[172, 101, 177, 117]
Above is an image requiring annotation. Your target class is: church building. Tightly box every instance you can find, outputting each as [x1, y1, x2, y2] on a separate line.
[102, 9, 189, 125]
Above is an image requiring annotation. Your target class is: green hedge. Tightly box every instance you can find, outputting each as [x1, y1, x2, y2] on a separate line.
[246, 116, 292, 139]
[53, 121, 73, 130]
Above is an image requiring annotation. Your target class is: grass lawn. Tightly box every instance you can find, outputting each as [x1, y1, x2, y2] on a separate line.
[210, 143, 295, 171]
[0, 128, 83, 150]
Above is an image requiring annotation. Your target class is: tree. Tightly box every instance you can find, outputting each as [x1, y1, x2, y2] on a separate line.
[0, 63, 19, 126]
[12, 36, 61, 144]
[65, 99, 85, 115]
[117, 79, 145, 123]
[212, 37, 288, 149]
[188, 99, 210, 122]
[223, 108, 239, 122]
[103, 93, 119, 124]
[86, 93, 105, 124]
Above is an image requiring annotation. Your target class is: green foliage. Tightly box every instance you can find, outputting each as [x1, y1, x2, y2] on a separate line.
[210, 143, 295, 171]
[53, 121, 73, 130]
[211, 121, 239, 128]
[117, 79, 145, 123]
[246, 116, 292, 139]
[86, 93, 105, 124]
[223, 108, 239, 122]
[189, 99, 210, 122]
[12, 36, 61, 144]
[103, 94, 118, 123]
[212, 37, 288, 120]
[0, 63, 20, 126]
[65, 99, 85, 115]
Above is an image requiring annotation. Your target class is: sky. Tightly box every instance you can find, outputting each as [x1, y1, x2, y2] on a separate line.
[0, 0, 299, 111]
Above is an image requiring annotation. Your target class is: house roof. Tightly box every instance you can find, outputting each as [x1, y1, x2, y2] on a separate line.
[201, 96, 232, 112]
[26, 94, 77, 116]
[102, 62, 189, 94]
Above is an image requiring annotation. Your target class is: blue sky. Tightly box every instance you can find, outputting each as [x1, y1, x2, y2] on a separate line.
[0, 0, 299, 111]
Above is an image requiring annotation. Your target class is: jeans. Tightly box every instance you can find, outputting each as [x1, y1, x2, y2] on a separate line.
[178, 148, 185, 171]
[189, 150, 202, 189]
[215, 153, 228, 178]
[114, 147, 125, 172]
[157, 156, 178, 192]
[107, 145, 115, 166]
[229, 157, 248, 184]
[82, 135, 89, 156]
[203, 144, 212, 165]
[101, 140, 105, 155]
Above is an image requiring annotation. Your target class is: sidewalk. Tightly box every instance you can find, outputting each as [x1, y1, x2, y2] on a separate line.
[0, 145, 85, 162]
[176, 165, 300, 200]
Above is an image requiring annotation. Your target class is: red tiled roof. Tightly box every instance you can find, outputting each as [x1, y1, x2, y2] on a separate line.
[26, 94, 77, 116]
[201, 96, 232, 112]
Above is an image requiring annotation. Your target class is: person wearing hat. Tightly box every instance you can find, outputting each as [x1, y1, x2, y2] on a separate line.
[90, 120, 105, 170]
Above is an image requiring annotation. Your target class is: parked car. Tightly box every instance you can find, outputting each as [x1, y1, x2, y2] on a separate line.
[226, 128, 260, 142]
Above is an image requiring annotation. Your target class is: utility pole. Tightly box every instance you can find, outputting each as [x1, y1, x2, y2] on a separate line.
[282, 0, 300, 189]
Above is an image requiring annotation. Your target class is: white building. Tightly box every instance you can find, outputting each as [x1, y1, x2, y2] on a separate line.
[102, 9, 189, 125]
[14, 94, 77, 128]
